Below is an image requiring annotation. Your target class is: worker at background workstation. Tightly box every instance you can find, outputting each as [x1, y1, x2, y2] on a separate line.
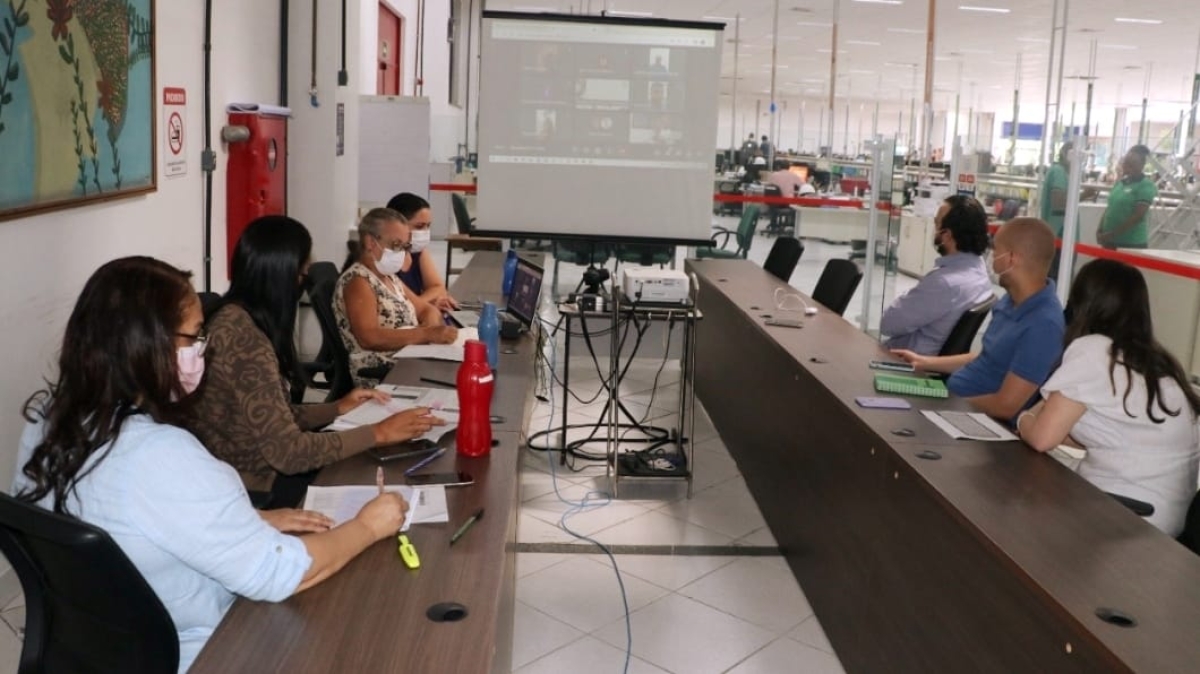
[1041, 141, 1100, 277]
[880, 195, 993, 356]
[386, 192, 459, 311]
[767, 159, 806, 196]
[739, 133, 758, 167]
[759, 134, 772, 159]
[1098, 144, 1156, 249]
[1040, 142, 1071, 278]
[892, 218, 1065, 421]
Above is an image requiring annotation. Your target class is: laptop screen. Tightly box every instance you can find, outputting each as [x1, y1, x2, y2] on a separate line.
[506, 257, 543, 328]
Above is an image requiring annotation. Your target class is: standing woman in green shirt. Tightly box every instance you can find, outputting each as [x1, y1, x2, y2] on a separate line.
[1098, 144, 1156, 249]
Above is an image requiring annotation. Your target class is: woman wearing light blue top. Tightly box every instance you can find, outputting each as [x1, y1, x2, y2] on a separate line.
[12, 257, 408, 672]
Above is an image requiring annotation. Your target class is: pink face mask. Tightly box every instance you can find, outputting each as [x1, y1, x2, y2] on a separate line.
[176, 342, 206, 395]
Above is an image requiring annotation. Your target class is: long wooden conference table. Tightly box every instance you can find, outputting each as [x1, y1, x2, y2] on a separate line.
[192, 252, 536, 674]
[687, 258, 1200, 673]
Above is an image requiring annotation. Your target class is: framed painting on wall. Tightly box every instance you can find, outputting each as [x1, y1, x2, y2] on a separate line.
[0, 0, 156, 221]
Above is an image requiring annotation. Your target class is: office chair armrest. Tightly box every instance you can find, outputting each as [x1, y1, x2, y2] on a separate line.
[710, 227, 735, 249]
[1107, 492, 1156, 517]
[357, 364, 392, 382]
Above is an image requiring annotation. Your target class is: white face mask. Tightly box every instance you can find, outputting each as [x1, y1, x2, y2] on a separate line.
[376, 247, 406, 276]
[988, 251, 1013, 285]
[410, 229, 431, 254]
[176, 343, 206, 395]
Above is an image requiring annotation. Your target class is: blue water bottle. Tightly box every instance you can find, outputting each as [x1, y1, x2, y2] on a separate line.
[501, 250, 519, 296]
[477, 301, 500, 370]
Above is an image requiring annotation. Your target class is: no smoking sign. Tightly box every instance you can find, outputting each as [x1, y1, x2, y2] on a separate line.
[163, 87, 187, 176]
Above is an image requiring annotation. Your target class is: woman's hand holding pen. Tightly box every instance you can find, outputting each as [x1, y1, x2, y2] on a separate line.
[356, 491, 410, 540]
[372, 406, 446, 445]
[336, 387, 390, 415]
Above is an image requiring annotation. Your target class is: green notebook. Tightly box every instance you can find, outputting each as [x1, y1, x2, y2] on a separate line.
[873, 373, 948, 398]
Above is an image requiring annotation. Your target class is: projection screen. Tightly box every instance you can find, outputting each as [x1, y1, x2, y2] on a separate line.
[476, 12, 724, 245]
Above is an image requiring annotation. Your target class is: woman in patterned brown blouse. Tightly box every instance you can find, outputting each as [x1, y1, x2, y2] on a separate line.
[185, 216, 444, 506]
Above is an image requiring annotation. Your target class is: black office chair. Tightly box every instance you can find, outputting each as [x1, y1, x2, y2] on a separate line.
[446, 193, 503, 280]
[811, 259, 862, 316]
[298, 262, 341, 399]
[1179, 491, 1200, 555]
[763, 237, 804, 282]
[937, 295, 997, 357]
[615, 243, 674, 268]
[762, 184, 796, 236]
[1104, 488, 1200, 557]
[197, 291, 222, 318]
[306, 261, 389, 401]
[715, 180, 743, 217]
[0, 493, 179, 673]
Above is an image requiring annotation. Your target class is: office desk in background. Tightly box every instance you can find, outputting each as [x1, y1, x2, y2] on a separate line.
[192, 251, 539, 674]
[686, 258, 1200, 673]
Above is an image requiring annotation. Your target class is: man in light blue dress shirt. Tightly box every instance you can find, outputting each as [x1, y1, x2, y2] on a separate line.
[881, 194, 994, 355]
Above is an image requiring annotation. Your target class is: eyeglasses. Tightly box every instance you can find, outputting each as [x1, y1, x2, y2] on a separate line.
[372, 234, 412, 253]
[176, 328, 208, 352]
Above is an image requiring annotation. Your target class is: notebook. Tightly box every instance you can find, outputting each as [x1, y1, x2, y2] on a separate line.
[873, 373, 948, 398]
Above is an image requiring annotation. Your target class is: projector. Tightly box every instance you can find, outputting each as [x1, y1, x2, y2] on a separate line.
[621, 268, 691, 304]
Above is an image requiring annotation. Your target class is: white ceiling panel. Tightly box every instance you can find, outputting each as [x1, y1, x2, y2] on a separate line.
[485, 0, 1200, 119]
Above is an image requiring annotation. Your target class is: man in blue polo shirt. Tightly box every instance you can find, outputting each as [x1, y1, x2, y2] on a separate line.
[892, 217, 1064, 421]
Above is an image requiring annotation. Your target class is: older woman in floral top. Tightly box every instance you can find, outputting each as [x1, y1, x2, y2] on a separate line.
[335, 207, 458, 386]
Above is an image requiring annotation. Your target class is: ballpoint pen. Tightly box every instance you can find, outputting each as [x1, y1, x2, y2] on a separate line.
[449, 508, 484, 546]
[376, 466, 385, 495]
[404, 446, 448, 476]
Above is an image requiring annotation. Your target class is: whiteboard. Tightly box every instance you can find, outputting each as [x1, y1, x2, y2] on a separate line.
[357, 96, 431, 207]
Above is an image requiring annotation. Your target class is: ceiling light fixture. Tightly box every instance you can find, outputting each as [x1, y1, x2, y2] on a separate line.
[853, 0, 903, 4]
[796, 21, 833, 27]
[1016, 37, 1049, 43]
[1099, 43, 1139, 50]
[1114, 17, 1162, 24]
[605, 10, 654, 18]
[702, 15, 745, 22]
[887, 27, 924, 34]
[959, 5, 1011, 13]
[845, 40, 881, 46]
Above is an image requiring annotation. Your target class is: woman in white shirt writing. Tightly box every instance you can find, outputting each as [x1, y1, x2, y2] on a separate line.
[1018, 259, 1200, 536]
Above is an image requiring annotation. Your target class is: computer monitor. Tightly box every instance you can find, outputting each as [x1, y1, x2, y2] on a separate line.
[506, 257, 544, 329]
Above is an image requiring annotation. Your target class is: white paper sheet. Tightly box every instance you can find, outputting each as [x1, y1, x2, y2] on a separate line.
[326, 385, 460, 443]
[920, 410, 1017, 442]
[393, 327, 479, 361]
[302, 484, 449, 532]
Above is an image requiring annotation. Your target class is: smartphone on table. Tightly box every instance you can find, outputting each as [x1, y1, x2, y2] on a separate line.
[405, 471, 475, 488]
[868, 359, 915, 374]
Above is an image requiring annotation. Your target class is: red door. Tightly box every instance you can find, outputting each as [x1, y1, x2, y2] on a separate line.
[378, 3, 402, 95]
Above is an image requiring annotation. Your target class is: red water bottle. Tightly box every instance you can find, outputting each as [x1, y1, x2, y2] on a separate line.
[456, 340, 494, 457]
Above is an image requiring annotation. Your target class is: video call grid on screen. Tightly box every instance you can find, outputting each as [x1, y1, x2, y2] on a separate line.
[477, 13, 723, 244]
